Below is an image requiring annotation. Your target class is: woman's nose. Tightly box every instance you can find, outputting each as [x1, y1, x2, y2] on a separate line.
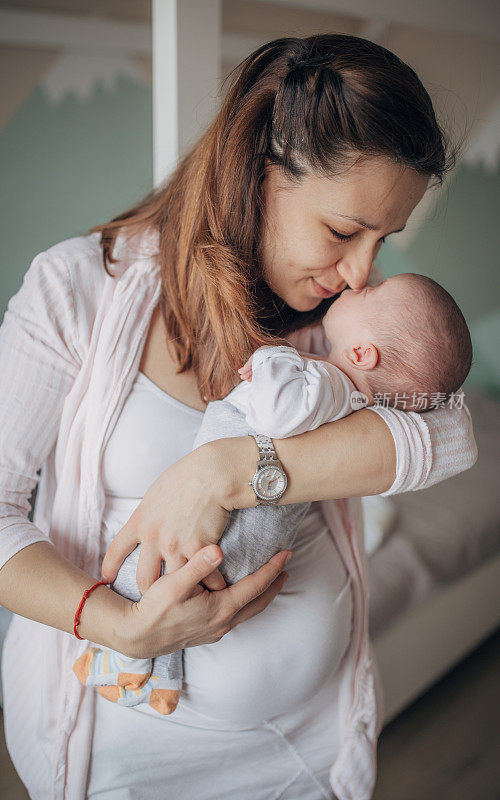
[336, 254, 373, 291]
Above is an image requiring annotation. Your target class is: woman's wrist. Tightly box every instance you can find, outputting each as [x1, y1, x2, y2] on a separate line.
[77, 583, 132, 652]
[201, 437, 258, 511]
[0, 540, 134, 653]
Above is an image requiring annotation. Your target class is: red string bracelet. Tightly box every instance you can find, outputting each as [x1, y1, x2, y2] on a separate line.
[74, 580, 109, 640]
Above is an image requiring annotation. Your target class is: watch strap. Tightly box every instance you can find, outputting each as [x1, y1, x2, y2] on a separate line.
[253, 434, 280, 469]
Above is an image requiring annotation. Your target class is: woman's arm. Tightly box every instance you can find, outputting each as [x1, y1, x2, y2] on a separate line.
[101, 262, 478, 587]
[0, 250, 83, 570]
[101, 406, 396, 588]
[101, 393, 477, 591]
[214, 406, 397, 508]
[0, 537, 290, 659]
[0, 250, 129, 648]
[222, 397, 478, 508]
[0, 540, 131, 647]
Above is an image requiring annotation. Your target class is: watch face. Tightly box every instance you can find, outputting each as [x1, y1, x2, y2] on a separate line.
[253, 466, 287, 501]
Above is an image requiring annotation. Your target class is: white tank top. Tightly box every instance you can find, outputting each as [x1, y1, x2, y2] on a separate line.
[100, 370, 353, 726]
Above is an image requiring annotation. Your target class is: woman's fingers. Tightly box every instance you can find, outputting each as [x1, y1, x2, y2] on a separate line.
[201, 567, 227, 591]
[173, 546, 224, 601]
[162, 551, 188, 579]
[101, 522, 140, 583]
[222, 550, 292, 613]
[135, 546, 166, 595]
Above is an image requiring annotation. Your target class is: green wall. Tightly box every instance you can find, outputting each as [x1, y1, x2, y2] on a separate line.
[377, 162, 500, 397]
[0, 76, 153, 318]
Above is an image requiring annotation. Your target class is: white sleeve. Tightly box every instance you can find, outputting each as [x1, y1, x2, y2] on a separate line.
[245, 345, 361, 438]
[366, 398, 478, 495]
[0, 251, 82, 572]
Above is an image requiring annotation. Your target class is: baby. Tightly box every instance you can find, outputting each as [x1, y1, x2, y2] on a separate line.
[241, 272, 473, 417]
[73, 273, 472, 714]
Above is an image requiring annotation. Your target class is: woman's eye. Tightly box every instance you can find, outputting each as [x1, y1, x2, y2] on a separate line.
[328, 227, 354, 242]
[328, 227, 387, 244]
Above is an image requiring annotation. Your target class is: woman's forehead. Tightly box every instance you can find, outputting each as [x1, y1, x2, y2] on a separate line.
[306, 160, 428, 229]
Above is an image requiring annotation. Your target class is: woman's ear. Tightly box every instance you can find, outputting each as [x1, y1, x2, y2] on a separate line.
[342, 342, 379, 371]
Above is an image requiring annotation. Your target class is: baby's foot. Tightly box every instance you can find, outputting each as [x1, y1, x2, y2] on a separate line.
[97, 674, 181, 715]
[73, 646, 153, 690]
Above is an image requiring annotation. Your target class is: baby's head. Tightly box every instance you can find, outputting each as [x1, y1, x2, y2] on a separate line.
[323, 273, 472, 412]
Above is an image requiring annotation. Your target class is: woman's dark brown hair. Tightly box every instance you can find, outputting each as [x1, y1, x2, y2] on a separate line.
[89, 33, 458, 400]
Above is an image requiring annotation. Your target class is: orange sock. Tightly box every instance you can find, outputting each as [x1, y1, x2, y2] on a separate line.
[96, 675, 180, 715]
[73, 647, 153, 690]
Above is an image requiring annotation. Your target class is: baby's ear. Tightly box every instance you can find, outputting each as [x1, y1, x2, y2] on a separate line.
[343, 343, 379, 370]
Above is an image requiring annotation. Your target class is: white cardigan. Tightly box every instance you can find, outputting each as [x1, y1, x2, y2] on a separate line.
[0, 229, 478, 800]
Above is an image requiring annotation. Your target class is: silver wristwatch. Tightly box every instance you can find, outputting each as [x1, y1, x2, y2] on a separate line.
[248, 434, 288, 505]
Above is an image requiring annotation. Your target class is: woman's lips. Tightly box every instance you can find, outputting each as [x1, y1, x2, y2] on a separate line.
[311, 278, 340, 299]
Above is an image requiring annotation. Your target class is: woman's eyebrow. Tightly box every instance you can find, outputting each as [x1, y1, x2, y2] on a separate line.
[332, 212, 406, 234]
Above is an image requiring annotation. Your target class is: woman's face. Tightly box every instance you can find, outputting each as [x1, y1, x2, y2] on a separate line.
[259, 155, 429, 312]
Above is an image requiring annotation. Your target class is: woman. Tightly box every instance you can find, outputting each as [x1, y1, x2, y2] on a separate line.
[0, 34, 477, 800]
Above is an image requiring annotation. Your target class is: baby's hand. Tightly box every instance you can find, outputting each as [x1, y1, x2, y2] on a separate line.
[238, 357, 253, 382]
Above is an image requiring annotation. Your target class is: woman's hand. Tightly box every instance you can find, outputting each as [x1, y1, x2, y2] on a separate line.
[117, 545, 291, 659]
[101, 438, 257, 594]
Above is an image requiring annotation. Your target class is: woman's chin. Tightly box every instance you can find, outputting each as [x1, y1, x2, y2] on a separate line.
[288, 295, 323, 313]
